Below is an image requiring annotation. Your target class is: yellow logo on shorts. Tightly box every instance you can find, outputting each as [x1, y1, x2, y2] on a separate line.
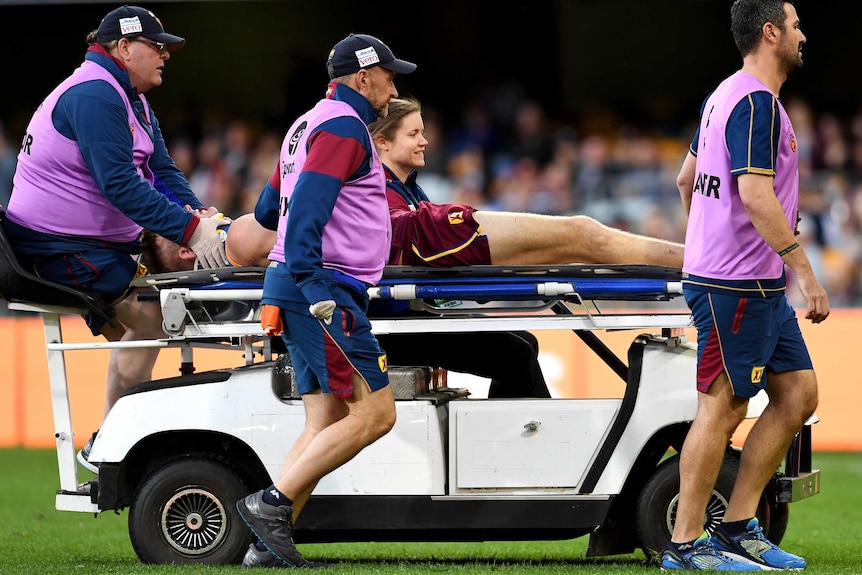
[751, 366, 765, 384]
[378, 354, 388, 373]
[134, 261, 148, 279]
[448, 210, 464, 224]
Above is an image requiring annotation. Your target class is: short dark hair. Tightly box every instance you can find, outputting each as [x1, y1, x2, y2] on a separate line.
[139, 229, 166, 274]
[730, 0, 793, 56]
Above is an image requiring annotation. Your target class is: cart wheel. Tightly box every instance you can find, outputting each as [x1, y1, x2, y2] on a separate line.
[129, 457, 253, 564]
[635, 453, 775, 559]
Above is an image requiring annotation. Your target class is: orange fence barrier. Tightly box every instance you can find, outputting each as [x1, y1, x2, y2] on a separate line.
[1, 309, 859, 451]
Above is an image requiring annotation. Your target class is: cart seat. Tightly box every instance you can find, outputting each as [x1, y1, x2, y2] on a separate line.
[0, 206, 115, 327]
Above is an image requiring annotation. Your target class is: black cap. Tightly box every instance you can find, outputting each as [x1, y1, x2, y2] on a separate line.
[326, 33, 416, 80]
[96, 5, 185, 51]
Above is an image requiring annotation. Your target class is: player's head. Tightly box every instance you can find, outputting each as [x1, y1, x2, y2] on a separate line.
[731, 0, 796, 56]
[140, 230, 196, 273]
[369, 97, 422, 141]
[326, 33, 416, 80]
[370, 97, 428, 173]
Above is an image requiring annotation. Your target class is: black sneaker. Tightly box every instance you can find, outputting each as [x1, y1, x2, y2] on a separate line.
[236, 490, 318, 568]
[241, 542, 281, 568]
[76, 431, 99, 473]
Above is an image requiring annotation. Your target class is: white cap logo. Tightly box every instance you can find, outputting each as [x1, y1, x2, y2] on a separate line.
[355, 46, 380, 68]
[119, 16, 143, 35]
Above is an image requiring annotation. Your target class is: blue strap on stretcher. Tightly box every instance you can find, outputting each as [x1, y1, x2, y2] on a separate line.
[373, 277, 679, 301]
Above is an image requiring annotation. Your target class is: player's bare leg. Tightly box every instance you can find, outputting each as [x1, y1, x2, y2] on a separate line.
[671, 371, 747, 543]
[723, 369, 818, 522]
[474, 211, 683, 267]
[273, 388, 349, 521]
[275, 374, 396, 505]
[102, 291, 165, 419]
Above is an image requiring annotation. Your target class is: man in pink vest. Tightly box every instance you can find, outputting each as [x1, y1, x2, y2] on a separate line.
[234, 34, 415, 569]
[664, 0, 829, 570]
[2, 6, 228, 472]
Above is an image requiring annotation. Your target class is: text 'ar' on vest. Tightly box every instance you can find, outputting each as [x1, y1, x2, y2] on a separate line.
[694, 172, 720, 199]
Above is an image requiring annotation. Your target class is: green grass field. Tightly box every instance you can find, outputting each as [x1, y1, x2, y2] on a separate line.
[0, 449, 860, 574]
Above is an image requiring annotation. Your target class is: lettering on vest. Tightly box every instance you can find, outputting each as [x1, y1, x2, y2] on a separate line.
[20, 133, 33, 155]
[693, 171, 721, 199]
[281, 160, 295, 177]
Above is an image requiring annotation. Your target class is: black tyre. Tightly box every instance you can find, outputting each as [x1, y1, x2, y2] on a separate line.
[635, 453, 778, 559]
[129, 457, 254, 564]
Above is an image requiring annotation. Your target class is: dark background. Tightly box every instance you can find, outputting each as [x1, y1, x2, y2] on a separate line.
[1, 0, 860, 142]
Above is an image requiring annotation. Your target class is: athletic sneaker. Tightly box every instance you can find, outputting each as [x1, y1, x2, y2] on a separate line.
[241, 541, 329, 569]
[661, 532, 762, 571]
[236, 490, 317, 568]
[241, 542, 280, 568]
[712, 518, 806, 570]
[76, 431, 99, 474]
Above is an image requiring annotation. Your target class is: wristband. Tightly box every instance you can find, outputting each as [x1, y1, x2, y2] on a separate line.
[777, 242, 800, 257]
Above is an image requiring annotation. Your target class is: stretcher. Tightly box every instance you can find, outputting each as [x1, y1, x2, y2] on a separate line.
[130, 263, 693, 340]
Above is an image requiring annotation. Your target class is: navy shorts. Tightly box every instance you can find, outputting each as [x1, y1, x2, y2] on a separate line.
[2, 219, 141, 335]
[35, 249, 140, 335]
[264, 265, 389, 399]
[683, 274, 813, 398]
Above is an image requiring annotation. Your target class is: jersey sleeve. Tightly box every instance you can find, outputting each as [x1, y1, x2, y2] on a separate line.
[726, 91, 781, 177]
[254, 164, 281, 231]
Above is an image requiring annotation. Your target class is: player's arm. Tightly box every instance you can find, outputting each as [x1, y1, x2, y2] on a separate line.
[738, 172, 828, 322]
[254, 165, 281, 231]
[148, 109, 203, 210]
[731, 92, 829, 322]
[730, 92, 802, 255]
[677, 151, 697, 216]
[679, 98, 706, 216]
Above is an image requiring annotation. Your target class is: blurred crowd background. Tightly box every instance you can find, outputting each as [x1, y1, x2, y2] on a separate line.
[4, 90, 859, 306]
[2, 0, 861, 307]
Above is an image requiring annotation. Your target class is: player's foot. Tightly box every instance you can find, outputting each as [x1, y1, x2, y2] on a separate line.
[241, 540, 329, 569]
[242, 541, 281, 568]
[236, 491, 320, 568]
[712, 518, 805, 570]
[76, 431, 99, 473]
[661, 532, 762, 570]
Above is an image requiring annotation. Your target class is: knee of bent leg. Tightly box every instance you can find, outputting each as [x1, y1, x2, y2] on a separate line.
[800, 378, 819, 421]
[566, 215, 618, 250]
[769, 370, 819, 424]
[364, 404, 396, 443]
[380, 402, 397, 436]
[565, 214, 604, 236]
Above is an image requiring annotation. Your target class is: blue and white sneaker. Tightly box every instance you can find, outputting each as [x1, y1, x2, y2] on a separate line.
[661, 532, 762, 571]
[712, 518, 806, 570]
